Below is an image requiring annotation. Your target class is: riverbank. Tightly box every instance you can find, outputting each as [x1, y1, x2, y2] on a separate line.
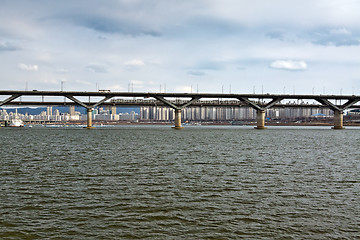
[50, 120, 360, 127]
[3, 119, 360, 127]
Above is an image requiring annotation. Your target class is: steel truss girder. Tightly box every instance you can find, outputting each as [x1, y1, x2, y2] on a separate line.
[315, 98, 342, 112]
[65, 95, 114, 109]
[237, 97, 283, 111]
[154, 96, 201, 110]
[315, 98, 359, 112]
[0, 94, 22, 106]
[341, 98, 359, 110]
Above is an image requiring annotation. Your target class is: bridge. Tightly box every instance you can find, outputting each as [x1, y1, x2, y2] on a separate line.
[0, 90, 359, 129]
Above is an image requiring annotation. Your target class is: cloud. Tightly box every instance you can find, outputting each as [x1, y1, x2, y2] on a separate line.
[130, 79, 144, 85]
[0, 41, 20, 51]
[187, 70, 205, 76]
[175, 85, 193, 93]
[265, 30, 285, 40]
[194, 60, 224, 70]
[179, 16, 244, 37]
[55, 68, 68, 73]
[124, 59, 145, 71]
[67, 14, 161, 37]
[330, 27, 351, 35]
[313, 37, 360, 47]
[34, 78, 59, 84]
[128, 80, 144, 90]
[75, 79, 91, 85]
[18, 63, 38, 71]
[310, 27, 360, 47]
[1, 0, 360, 94]
[269, 60, 307, 71]
[86, 63, 108, 73]
[124, 59, 145, 66]
[109, 84, 126, 91]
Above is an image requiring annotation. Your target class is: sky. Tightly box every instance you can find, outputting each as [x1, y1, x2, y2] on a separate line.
[1, 0, 360, 95]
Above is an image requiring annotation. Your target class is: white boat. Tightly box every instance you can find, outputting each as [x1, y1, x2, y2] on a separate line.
[9, 119, 24, 127]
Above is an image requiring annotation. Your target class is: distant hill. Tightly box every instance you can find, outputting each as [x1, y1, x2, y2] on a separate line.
[0, 107, 46, 115]
[0, 106, 140, 115]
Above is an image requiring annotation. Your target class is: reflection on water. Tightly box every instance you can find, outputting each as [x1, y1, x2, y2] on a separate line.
[1, 126, 359, 239]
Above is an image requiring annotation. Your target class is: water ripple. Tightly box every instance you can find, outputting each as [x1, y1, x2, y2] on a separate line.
[0, 126, 359, 239]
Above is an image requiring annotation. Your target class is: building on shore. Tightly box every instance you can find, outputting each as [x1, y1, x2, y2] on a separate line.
[139, 106, 335, 122]
[1, 105, 358, 123]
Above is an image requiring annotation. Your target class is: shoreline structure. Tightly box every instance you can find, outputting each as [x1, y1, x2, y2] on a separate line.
[3, 120, 358, 127]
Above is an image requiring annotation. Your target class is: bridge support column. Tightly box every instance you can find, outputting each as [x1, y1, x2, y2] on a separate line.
[255, 110, 266, 129]
[172, 109, 183, 129]
[333, 110, 344, 129]
[86, 108, 95, 129]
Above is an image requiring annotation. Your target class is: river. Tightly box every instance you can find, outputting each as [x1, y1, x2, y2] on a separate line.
[1, 126, 359, 239]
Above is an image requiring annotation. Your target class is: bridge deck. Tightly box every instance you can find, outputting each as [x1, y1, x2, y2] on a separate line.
[1, 90, 359, 129]
[0, 90, 359, 100]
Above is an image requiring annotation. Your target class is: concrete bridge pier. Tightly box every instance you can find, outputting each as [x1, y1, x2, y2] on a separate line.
[333, 110, 344, 129]
[255, 110, 266, 129]
[86, 108, 95, 129]
[172, 109, 184, 129]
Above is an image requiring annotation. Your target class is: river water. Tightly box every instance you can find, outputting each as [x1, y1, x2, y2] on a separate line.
[0, 126, 359, 239]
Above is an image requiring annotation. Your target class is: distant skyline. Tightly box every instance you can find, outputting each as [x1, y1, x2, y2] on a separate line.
[1, 0, 360, 95]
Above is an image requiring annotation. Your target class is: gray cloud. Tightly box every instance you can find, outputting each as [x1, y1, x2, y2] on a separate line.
[64, 14, 161, 37]
[173, 16, 244, 37]
[265, 30, 285, 40]
[124, 59, 145, 71]
[0, 1, 360, 94]
[86, 63, 108, 73]
[310, 27, 360, 47]
[187, 70, 205, 76]
[194, 61, 225, 71]
[313, 37, 360, 47]
[237, 66, 247, 70]
[0, 41, 20, 51]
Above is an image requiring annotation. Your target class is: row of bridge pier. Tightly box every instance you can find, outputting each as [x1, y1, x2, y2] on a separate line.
[0, 90, 359, 130]
[170, 109, 345, 130]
